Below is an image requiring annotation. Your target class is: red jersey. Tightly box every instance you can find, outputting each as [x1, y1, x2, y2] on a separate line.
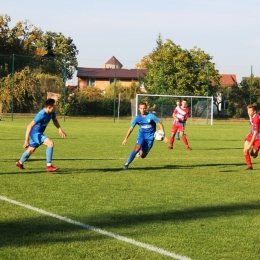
[249, 113, 260, 139]
[173, 106, 189, 126]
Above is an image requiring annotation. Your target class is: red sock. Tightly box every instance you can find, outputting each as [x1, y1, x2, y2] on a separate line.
[182, 136, 189, 146]
[244, 154, 252, 167]
[169, 137, 174, 147]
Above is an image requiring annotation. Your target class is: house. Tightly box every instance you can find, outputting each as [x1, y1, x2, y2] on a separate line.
[216, 74, 237, 113]
[77, 56, 146, 92]
[219, 74, 237, 86]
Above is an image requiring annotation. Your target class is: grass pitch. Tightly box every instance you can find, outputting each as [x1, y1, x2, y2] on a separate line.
[1, 117, 260, 260]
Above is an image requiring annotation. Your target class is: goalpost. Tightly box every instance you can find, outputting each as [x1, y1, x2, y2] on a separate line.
[132, 94, 214, 125]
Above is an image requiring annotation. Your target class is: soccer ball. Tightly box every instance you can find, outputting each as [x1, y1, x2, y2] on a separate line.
[154, 130, 165, 141]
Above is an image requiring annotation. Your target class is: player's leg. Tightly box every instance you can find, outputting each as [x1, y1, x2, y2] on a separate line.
[250, 140, 260, 159]
[16, 146, 37, 170]
[140, 139, 153, 158]
[175, 129, 180, 140]
[123, 137, 144, 169]
[42, 137, 59, 172]
[168, 126, 177, 149]
[244, 138, 253, 170]
[16, 133, 42, 170]
[180, 127, 192, 150]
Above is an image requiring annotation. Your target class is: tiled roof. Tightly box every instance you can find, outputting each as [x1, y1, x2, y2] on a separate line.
[105, 56, 123, 67]
[219, 74, 237, 86]
[77, 67, 146, 79]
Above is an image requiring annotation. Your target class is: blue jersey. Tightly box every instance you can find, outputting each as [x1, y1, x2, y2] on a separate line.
[31, 109, 56, 135]
[131, 112, 160, 140]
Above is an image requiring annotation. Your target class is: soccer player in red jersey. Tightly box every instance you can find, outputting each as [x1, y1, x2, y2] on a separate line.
[175, 99, 181, 140]
[168, 99, 192, 150]
[243, 104, 260, 170]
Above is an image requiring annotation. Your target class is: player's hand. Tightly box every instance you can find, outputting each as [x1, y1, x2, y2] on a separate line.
[23, 141, 29, 149]
[59, 128, 67, 138]
[163, 136, 168, 143]
[122, 139, 127, 146]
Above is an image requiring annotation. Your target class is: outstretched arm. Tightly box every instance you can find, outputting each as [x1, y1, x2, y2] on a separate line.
[23, 121, 36, 148]
[52, 118, 67, 138]
[122, 126, 134, 146]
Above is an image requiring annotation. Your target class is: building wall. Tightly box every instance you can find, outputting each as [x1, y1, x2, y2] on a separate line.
[78, 77, 140, 91]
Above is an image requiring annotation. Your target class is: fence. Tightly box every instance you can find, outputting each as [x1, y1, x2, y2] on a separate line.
[0, 54, 67, 120]
[1, 55, 260, 120]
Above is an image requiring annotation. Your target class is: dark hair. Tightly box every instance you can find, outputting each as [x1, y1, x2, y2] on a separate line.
[45, 98, 55, 107]
[182, 99, 188, 102]
[247, 104, 257, 111]
[138, 102, 147, 107]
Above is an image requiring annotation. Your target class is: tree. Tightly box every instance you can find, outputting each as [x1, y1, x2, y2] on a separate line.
[38, 31, 79, 79]
[0, 66, 43, 112]
[104, 81, 142, 100]
[0, 14, 79, 114]
[0, 15, 78, 79]
[0, 14, 43, 56]
[227, 76, 260, 118]
[138, 35, 221, 97]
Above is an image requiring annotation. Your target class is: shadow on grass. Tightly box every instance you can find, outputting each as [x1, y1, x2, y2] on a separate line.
[86, 201, 260, 228]
[1, 201, 260, 248]
[0, 217, 108, 248]
[1, 162, 247, 175]
[198, 147, 242, 150]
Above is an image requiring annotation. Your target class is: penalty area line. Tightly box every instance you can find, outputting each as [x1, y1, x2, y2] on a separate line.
[0, 195, 192, 260]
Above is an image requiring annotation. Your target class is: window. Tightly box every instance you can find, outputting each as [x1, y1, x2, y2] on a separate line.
[109, 78, 114, 85]
[87, 78, 95, 86]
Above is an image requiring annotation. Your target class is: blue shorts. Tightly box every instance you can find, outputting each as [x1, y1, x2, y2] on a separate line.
[29, 132, 48, 147]
[136, 135, 154, 154]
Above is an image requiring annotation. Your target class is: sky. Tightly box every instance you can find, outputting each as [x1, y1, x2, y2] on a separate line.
[1, 0, 260, 83]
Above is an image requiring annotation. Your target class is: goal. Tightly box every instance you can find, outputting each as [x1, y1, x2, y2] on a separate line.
[132, 94, 214, 125]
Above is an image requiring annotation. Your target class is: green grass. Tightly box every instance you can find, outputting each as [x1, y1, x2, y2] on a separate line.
[1, 117, 260, 260]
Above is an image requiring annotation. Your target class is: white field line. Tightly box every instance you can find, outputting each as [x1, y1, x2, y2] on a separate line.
[0, 195, 192, 260]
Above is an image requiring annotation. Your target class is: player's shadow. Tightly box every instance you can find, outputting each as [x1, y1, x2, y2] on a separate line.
[0, 161, 249, 175]
[0, 216, 109, 249]
[1, 201, 260, 248]
[53, 162, 247, 174]
[85, 201, 260, 229]
[0, 138, 24, 140]
[200, 147, 241, 150]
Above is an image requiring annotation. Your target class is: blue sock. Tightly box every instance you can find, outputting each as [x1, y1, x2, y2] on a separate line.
[126, 150, 137, 165]
[20, 151, 30, 163]
[46, 147, 53, 164]
[176, 132, 180, 139]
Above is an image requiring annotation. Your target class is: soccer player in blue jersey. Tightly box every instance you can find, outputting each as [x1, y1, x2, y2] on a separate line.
[16, 98, 67, 172]
[122, 102, 166, 170]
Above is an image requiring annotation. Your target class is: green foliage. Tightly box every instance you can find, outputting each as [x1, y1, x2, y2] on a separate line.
[36, 73, 64, 94]
[63, 87, 131, 116]
[0, 14, 78, 79]
[0, 66, 44, 112]
[38, 31, 78, 79]
[0, 14, 78, 113]
[141, 35, 221, 97]
[224, 77, 260, 118]
[104, 81, 142, 100]
[0, 14, 43, 56]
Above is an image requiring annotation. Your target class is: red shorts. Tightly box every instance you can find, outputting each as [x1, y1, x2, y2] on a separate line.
[171, 124, 185, 133]
[245, 133, 260, 151]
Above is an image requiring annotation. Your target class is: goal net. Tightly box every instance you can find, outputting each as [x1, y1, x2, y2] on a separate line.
[132, 94, 214, 125]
